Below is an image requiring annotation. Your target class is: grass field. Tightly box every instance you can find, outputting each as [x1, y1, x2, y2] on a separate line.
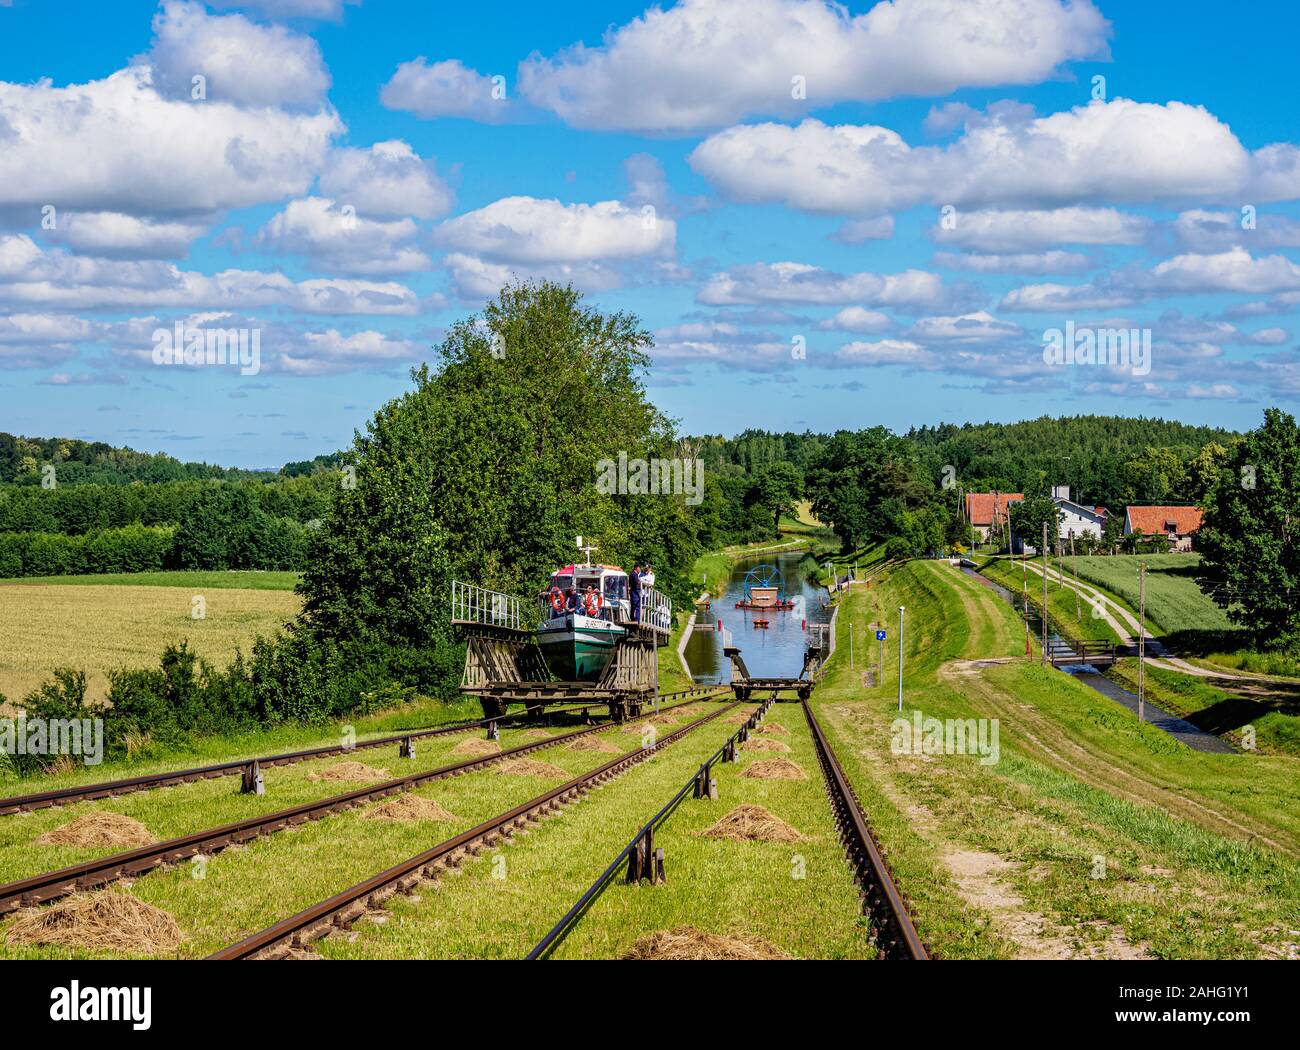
[1066, 554, 1234, 636]
[0, 574, 302, 705]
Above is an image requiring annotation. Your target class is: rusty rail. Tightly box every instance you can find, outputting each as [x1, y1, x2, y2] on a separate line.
[801, 699, 928, 960]
[209, 698, 741, 959]
[0, 687, 722, 817]
[0, 690, 729, 917]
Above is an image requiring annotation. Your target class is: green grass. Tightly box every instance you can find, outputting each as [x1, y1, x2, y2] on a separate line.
[317, 702, 872, 960]
[1106, 658, 1300, 758]
[978, 557, 1121, 644]
[0, 570, 301, 590]
[0, 694, 484, 793]
[0, 703, 747, 958]
[807, 559, 1300, 958]
[1067, 554, 1233, 636]
[0, 580, 301, 704]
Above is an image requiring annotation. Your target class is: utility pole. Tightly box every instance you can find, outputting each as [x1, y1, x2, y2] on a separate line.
[1070, 535, 1081, 622]
[1138, 562, 1146, 723]
[1041, 520, 1049, 666]
[1021, 553, 1031, 658]
[897, 606, 905, 712]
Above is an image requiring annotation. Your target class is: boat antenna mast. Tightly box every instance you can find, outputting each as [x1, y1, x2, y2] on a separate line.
[576, 535, 599, 567]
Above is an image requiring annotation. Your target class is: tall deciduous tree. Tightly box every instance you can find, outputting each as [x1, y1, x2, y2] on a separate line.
[1196, 409, 1300, 646]
[298, 281, 699, 647]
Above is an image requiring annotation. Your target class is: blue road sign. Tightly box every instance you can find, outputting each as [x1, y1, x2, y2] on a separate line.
[876, 630, 887, 641]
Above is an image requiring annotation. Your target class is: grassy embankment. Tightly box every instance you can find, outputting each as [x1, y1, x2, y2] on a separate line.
[976, 554, 1300, 757]
[809, 559, 1300, 959]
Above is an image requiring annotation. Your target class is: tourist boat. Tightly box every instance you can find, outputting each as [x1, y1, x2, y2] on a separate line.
[535, 550, 634, 682]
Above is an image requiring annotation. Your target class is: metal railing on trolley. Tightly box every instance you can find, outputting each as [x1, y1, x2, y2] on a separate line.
[451, 580, 528, 631]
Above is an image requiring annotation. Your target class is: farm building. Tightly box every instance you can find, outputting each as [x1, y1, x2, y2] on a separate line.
[1124, 505, 1204, 551]
[964, 492, 1022, 541]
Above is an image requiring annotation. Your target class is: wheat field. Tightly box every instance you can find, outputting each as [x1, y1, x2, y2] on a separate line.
[0, 579, 302, 708]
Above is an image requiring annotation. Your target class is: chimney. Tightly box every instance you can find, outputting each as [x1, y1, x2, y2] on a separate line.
[1052, 485, 1070, 502]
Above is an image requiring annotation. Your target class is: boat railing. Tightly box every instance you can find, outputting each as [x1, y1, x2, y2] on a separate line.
[451, 580, 527, 631]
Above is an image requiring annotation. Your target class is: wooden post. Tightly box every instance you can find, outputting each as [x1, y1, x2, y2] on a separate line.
[399, 735, 415, 759]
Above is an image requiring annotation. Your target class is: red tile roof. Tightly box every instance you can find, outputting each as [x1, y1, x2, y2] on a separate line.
[1125, 505, 1204, 536]
[966, 492, 1023, 526]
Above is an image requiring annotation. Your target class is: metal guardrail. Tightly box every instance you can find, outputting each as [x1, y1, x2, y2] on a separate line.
[451, 580, 527, 630]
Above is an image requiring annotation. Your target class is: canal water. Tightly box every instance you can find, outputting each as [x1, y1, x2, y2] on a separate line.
[684, 551, 831, 683]
[960, 565, 1233, 754]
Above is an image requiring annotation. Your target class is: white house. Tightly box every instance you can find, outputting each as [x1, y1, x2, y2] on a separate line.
[1009, 486, 1108, 553]
[1051, 486, 1107, 542]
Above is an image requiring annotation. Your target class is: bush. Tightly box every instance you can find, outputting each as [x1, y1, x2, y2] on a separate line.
[0, 524, 174, 578]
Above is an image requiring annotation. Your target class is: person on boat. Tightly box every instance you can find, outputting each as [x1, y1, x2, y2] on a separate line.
[582, 583, 601, 619]
[547, 583, 565, 619]
[629, 564, 642, 623]
[642, 563, 656, 589]
[565, 584, 579, 613]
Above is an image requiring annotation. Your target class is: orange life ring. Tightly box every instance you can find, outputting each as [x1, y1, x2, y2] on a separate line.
[549, 589, 564, 611]
[583, 591, 603, 616]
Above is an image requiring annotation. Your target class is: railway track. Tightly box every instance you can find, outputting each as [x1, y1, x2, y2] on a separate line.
[526, 696, 775, 959]
[525, 698, 927, 960]
[802, 699, 927, 959]
[0, 690, 728, 918]
[208, 699, 746, 959]
[0, 686, 723, 817]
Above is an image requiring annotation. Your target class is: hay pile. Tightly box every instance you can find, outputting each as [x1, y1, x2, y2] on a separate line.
[37, 812, 154, 848]
[568, 736, 620, 754]
[498, 758, 569, 779]
[757, 723, 789, 735]
[623, 926, 790, 961]
[744, 738, 791, 753]
[365, 795, 457, 823]
[520, 729, 554, 740]
[452, 738, 501, 757]
[5, 891, 182, 954]
[741, 759, 806, 780]
[308, 761, 389, 782]
[726, 711, 754, 725]
[703, 805, 803, 843]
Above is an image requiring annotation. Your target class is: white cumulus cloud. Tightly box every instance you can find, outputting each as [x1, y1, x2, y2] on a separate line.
[518, 0, 1109, 132]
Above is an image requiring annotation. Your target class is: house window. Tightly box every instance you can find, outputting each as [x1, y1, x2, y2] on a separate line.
[1164, 521, 1177, 534]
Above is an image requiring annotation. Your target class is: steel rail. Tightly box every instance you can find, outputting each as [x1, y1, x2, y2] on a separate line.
[0, 686, 722, 816]
[209, 699, 743, 959]
[801, 699, 928, 960]
[525, 697, 774, 960]
[0, 690, 728, 917]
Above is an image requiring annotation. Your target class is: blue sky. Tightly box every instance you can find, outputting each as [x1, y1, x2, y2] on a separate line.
[2, 0, 1300, 467]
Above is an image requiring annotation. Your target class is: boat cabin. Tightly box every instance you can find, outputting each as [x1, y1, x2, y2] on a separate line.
[544, 564, 631, 623]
